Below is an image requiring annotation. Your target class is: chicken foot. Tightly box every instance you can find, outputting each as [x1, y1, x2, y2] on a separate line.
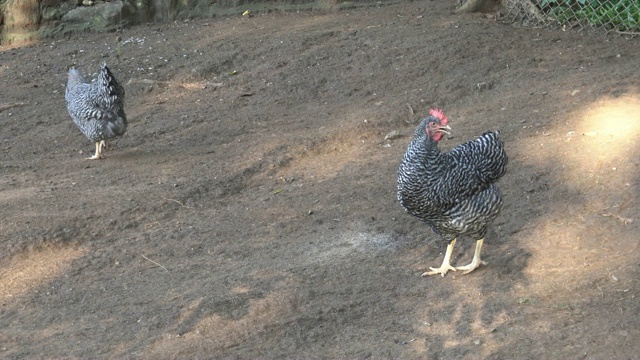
[422, 238, 457, 277]
[86, 140, 105, 160]
[455, 239, 487, 275]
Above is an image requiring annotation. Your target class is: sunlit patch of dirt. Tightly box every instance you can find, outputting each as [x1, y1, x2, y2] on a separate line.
[568, 94, 640, 183]
[0, 245, 86, 301]
[146, 278, 304, 357]
[512, 93, 639, 299]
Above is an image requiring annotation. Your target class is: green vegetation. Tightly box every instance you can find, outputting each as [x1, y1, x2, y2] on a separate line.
[541, 0, 640, 32]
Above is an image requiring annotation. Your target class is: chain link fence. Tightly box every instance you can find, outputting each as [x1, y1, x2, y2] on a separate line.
[502, 0, 640, 35]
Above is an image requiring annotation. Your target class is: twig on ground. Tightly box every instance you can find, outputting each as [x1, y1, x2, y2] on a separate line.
[126, 78, 223, 89]
[616, 30, 640, 36]
[163, 197, 193, 209]
[405, 104, 416, 124]
[144, 221, 161, 229]
[141, 254, 172, 277]
[0, 102, 26, 113]
[601, 212, 633, 224]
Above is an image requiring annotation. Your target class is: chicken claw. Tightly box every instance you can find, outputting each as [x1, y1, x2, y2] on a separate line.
[422, 239, 457, 277]
[86, 141, 104, 160]
[455, 239, 487, 275]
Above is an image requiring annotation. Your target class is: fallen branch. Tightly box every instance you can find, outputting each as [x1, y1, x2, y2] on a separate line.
[126, 78, 223, 90]
[405, 103, 415, 123]
[163, 197, 193, 209]
[141, 254, 172, 277]
[0, 102, 26, 113]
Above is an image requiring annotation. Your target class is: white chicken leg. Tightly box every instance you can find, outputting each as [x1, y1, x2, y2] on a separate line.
[87, 140, 105, 160]
[422, 239, 457, 277]
[455, 239, 487, 275]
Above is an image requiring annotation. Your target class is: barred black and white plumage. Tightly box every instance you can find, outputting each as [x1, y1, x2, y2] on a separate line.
[397, 108, 508, 277]
[65, 63, 127, 160]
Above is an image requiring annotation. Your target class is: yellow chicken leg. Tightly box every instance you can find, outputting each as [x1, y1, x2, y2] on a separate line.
[86, 141, 103, 160]
[455, 239, 488, 275]
[422, 238, 457, 277]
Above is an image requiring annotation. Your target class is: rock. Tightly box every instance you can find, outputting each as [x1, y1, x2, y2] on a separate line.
[145, 0, 183, 22]
[384, 130, 401, 141]
[61, 0, 136, 29]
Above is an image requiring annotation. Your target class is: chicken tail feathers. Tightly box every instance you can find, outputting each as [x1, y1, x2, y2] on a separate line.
[469, 130, 508, 182]
[444, 130, 507, 187]
[98, 64, 126, 104]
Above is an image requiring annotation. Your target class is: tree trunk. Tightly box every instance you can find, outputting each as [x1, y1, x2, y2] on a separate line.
[1, 0, 42, 43]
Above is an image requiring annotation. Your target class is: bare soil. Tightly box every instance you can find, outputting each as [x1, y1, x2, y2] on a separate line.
[1, 1, 639, 358]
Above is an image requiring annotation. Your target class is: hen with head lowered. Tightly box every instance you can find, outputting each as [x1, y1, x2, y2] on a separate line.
[65, 63, 127, 160]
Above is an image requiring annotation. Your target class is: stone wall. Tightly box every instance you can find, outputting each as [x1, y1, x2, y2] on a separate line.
[0, 0, 354, 44]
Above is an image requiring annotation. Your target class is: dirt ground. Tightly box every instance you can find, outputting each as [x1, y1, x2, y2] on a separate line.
[1, 1, 639, 358]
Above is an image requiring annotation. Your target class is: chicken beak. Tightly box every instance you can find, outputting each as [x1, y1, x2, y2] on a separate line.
[438, 125, 452, 135]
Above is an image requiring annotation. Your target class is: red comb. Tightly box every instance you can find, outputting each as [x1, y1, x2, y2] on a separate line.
[429, 108, 448, 124]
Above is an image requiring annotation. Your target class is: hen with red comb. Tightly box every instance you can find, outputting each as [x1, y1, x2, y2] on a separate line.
[397, 108, 508, 277]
